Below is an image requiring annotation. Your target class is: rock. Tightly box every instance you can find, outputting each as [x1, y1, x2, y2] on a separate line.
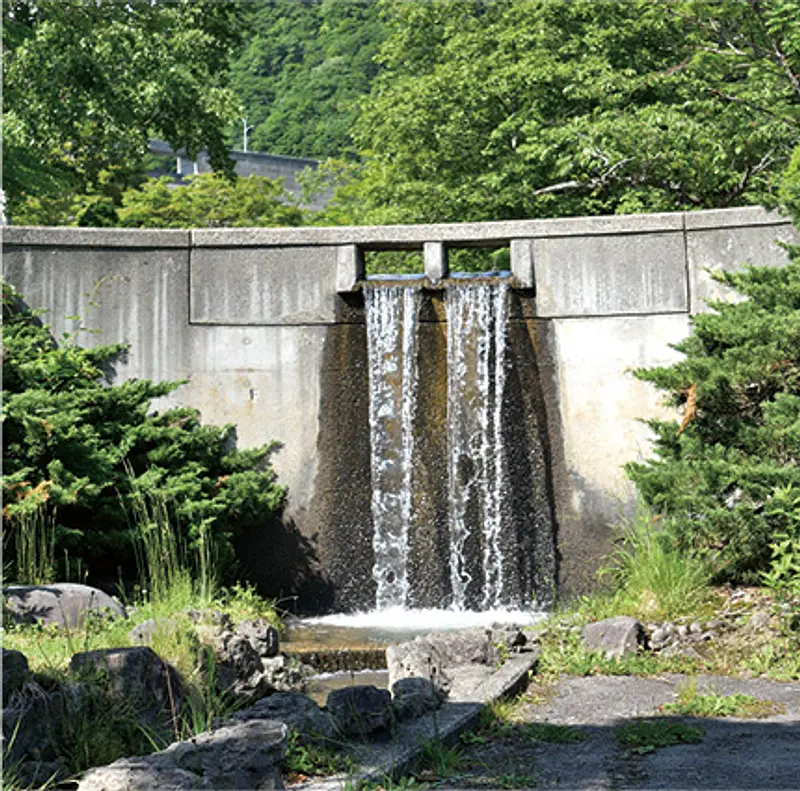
[582, 617, 644, 659]
[327, 685, 393, 738]
[689, 621, 703, 634]
[70, 646, 184, 731]
[677, 624, 689, 639]
[386, 628, 498, 694]
[229, 691, 334, 742]
[745, 610, 772, 632]
[237, 619, 280, 658]
[391, 677, 445, 722]
[650, 627, 667, 647]
[2, 648, 29, 705]
[3, 583, 126, 628]
[77, 719, 288, 790]
[705, 618, 724, 631]
[260, 655, 309, 692]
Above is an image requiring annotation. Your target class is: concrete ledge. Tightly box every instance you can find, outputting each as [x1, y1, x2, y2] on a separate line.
[298, 651, 539, 791]
[190, 212, 688, 250]
[684, 206, 792, 230]
[2, 227, 189, 248]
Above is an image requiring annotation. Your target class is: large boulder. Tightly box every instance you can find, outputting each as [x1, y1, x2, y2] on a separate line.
[229, 691, 334, 742]
[4, 583, 126, 628]
[77, 719, 288, 790]
[582, 616, 645, 659]
[327, 685, 393, 738]
[2, 647, 29, 705]
[70, 646, 184, 731]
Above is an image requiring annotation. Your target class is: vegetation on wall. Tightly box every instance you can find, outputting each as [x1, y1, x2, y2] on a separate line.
[1, 283, 286, 583]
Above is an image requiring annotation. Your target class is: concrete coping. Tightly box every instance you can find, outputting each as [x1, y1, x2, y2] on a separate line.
[3, 207, 791, 251]
[1, 227, 190, 248]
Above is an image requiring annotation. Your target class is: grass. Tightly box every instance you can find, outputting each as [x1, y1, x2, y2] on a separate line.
[597, 507, 713, 622]
[281, 731, 355, 781]
[616, 719, 704, 754]
[659, 678, 784, 718]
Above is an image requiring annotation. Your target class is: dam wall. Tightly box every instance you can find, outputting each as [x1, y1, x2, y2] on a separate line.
[3, 206, 797, 609]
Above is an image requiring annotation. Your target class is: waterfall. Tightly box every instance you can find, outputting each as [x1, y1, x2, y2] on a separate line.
[365, 279, 541, 613]
[446, 282, 511, 610]
[364, 286, 421, 610]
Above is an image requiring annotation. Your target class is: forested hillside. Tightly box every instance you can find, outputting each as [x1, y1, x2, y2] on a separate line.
[229, 0, 385, 158]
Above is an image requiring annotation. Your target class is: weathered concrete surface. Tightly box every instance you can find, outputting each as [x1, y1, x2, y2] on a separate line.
[190, 246, 342, 325]
[543, 314, 689, 595]
[534, 231, 688, 317]
[686, 210, 799, 313]
[296, 651, 540, 791]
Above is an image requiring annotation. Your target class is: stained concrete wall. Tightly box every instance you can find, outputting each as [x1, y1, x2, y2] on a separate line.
[3, 206, 797, 606]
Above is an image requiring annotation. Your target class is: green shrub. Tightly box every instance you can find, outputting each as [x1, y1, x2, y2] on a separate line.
[1, 283, 286, 583]
[626, 253, 800, 582]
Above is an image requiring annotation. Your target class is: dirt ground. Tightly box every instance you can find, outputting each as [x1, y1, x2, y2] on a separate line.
[424, 674, 800, 791]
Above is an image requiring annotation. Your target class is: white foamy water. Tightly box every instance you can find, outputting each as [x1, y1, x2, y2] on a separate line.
[302, 606, 546, 633]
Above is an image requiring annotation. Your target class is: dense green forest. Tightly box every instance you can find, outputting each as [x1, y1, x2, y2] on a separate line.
[4, 0, 800, 224]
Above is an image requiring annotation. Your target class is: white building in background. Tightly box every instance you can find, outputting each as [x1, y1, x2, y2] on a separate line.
[147, 140, 331, 212]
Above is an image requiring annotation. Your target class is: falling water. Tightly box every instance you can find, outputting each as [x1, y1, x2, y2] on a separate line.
[446, 282, 511, 610]
[364, 286, 421, 610]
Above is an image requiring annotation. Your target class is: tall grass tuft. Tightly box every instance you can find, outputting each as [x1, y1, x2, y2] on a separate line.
[599, 505, 712, 621]
[9, 499, 57, 585]
[128, 478, 217, 613]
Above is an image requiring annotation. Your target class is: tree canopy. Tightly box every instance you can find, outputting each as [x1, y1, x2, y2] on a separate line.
[322, 0, 800, 224]
[2, 0, 244, 219]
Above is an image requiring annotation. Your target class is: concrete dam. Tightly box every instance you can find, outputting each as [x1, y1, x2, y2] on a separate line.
[3, 207, 797, 613]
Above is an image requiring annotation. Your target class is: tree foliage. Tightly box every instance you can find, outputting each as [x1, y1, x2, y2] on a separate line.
[328, 0, 800, 224]
[2, 0, 244, 218]
[1, 284, 286, 581]
[627, 256, 800, 582]
[14, 174, 307, 229]
[229, 0, 385, 158]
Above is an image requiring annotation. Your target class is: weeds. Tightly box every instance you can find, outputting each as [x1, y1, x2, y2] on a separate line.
[659, 678, 784, 718]
[281, 731, 355, 779]
[7, 499, 57, 585]
[616, 719, 704, 754]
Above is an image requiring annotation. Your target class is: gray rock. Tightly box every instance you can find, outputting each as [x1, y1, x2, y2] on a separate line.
[260, 655, 310, 692]
[650, 627, 667, 646]
[4, 583, 126, 628]
[582, 616, 644, 659]
[70, 646, 184, 730]
[327, 685, 393, 738]
[689, 621, 703, 634]
[677, 624, 689, 638]
[3, 647, 29, 705]
[745, 610, 772, 632]
[386, 640, 451, 695]
[237, 619, 280, 658]
[391, 677, 445, 722]
[77, 719, 288, 790]
[229, 691, 334, 741]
